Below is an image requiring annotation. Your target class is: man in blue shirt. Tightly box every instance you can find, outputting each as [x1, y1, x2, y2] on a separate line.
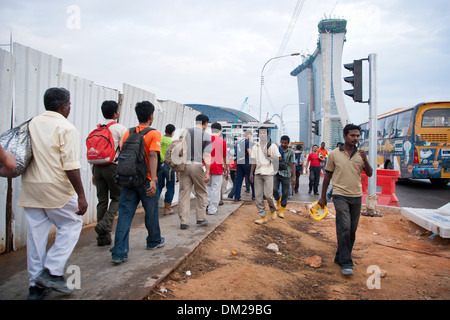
[233, 130, 255, 201]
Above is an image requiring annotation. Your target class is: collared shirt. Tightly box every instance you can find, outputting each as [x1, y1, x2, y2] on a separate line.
[325, 145, 366, 197]
[18, 111, 81, 209]
[251, 142, 281, 175]
[277, 147, 295, 178]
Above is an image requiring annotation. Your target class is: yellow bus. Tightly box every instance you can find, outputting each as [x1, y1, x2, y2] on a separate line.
[359, 102, 450, 186]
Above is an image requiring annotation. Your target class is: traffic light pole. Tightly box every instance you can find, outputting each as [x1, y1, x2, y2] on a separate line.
[367, 53, 378, 214]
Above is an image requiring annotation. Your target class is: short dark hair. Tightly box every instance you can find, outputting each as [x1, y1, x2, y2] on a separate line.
[165, 124, 175, 134]
[101, 100, 119, 119]
[211, 122, 222, 132]
[343, 123, 361, 135]
[280, 135, 290, 143]
[43, 87, 70, 111]
[135, 101, 155, 123]
[196, 114, 209, 125]
[257, 126, 269, 134]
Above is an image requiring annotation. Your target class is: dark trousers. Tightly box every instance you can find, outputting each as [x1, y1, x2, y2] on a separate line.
[294, 166, 302, 193]
[234, 164, 255, 200]
[273, 173, 290, 207]
[333, 195, 362, 268]
[308, 166, 321, 194]
[93, 163, 121, 234]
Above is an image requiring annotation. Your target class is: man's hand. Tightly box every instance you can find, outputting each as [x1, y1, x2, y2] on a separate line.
[76, 197, 88, 216]
[358, 149, 368, 162]
[147, 180, 157, 197]
[318, 196, 327, 209]
[204, 172, 210, 184]
[249, 172, 254, 184]
[0, 148, 16, 176]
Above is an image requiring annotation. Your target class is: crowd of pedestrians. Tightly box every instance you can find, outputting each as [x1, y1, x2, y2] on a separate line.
[0, 87, 373, 299]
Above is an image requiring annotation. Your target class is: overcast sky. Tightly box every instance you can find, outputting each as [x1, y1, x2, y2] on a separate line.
[1, 0, 449, 141]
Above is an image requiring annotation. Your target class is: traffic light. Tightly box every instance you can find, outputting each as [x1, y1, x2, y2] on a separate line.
[344, 59, 363, 102]
[311, 120, 319, 136]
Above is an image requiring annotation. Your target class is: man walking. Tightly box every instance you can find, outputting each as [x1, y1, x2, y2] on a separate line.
[178, 114, 212, 230]
[306, 144, 321, 195]
[294, 144, 305, 193]
[318, 124, 373, 275]
[249, 127, 280, 225]
[158, 124, 177, 215]
[318, 141, 328, 175]
[91, 100, 127, 246]
[273, 135, 296, 218]
[234, 130, 254, 201]
[110, 101, 164, 264]
[18, 87, 88, 299]
[207, 122, 228, 215]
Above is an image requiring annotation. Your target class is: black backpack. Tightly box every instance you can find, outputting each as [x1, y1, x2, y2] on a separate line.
[115, 127, 160, 188]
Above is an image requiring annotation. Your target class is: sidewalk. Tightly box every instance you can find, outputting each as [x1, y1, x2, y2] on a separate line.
[0, 174, 321, 300]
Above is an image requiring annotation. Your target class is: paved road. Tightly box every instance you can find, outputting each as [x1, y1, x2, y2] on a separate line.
[394, 179, 450, 209]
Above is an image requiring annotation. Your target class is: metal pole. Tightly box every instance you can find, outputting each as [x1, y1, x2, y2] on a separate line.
[367, 53, 377, 200]
[259, 53, 300, 123]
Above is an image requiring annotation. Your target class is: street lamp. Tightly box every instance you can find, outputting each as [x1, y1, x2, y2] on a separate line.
[259, 53, 300, 123]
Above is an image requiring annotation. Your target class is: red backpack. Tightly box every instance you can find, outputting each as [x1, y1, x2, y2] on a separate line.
[86, 122, 117, 165]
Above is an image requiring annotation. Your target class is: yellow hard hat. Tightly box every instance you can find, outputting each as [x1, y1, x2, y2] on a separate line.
[309, 201, 328, 220]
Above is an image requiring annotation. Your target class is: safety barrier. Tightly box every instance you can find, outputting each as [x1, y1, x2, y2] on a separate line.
[361, 169, 399, 207]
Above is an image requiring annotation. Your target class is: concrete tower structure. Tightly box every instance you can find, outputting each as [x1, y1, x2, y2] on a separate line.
[290, 19, 349, 151]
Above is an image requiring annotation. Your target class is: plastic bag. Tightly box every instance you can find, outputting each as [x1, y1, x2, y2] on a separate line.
[0, 119, 33, 178]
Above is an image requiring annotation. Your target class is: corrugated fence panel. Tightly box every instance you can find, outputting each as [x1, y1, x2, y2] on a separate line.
[1, 44, 200, 252]
[61, 72, 119, 226]
[9, 43, 63, 251]
[120, 83, 166, 132]
[0, 48, 14, 253]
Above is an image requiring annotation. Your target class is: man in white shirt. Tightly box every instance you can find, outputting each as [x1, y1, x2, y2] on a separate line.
[249, 127, 280, 225]
[18, 87, 87, 299]
[92, 101, 127, 246]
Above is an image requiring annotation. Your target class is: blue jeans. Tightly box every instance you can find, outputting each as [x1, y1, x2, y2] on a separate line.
[234, 164, 254, 200]
[110, 179, 162, 259]
[333, 195, 362, 268]
[157, 163, 175, 203]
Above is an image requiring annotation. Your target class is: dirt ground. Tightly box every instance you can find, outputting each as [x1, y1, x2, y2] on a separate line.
[146, 201, 450, 300]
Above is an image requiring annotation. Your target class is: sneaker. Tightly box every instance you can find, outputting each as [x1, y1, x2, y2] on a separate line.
[341, 268, 354, 275]
[219, 200, 224, 206]
[36, 269, 73, 294]
[27, 286, 51, 300]
[112, 255, 129, 265]
[197, 219, 209, 227]
[147, 237, 165, 250]
[180, 224, 189, 230]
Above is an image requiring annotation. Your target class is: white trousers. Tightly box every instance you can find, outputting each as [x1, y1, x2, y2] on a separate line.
[25, 196, 83, 286]
[207, 174, 223, 215]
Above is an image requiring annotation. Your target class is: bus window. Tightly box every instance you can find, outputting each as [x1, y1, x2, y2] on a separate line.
[421, 108, 450, 127]
[384, 115, 397, 139]
[395, 110, 413, 137]
[377, 118, 385, 139]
